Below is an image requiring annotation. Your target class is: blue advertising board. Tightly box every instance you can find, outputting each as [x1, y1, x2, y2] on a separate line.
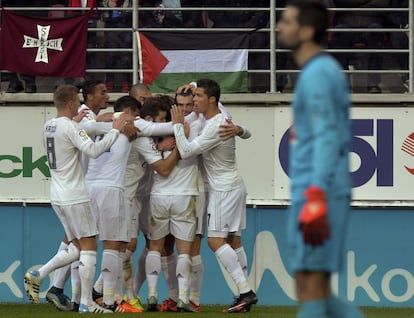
[1, 205, 414, 307]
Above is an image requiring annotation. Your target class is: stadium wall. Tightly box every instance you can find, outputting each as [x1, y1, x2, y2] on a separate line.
[1, 98, 414, 306]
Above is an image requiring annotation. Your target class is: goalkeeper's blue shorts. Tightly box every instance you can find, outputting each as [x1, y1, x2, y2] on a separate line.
[287, 194, 350, 273]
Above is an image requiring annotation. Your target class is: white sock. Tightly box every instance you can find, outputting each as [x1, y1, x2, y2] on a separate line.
[52, 241, 71, 289]
[71, 261, 81, 304]
[189, 255, 204, 305]
[122, 249, 134, 300]
[146, 251, 161, 298]
[38, 243, 80, 281]
[101, 249, 120, 306]
[235, 246, 248, 279]
[94, 273, 103, 294]
[215, 244, 250, 294]
[79, 250, 97, 307]
[134, 247, 147, 296]
[176, 254, 192, 303]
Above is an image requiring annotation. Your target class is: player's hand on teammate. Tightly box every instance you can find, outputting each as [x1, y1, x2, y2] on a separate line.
[112, 113, 139, 141]
[176, 83, 196, 94]
[73, 109, 88, 123]
[298, 186, 330, 246]
[157, 136, 176, 151]
[219, 119, 242, 140]
[171, 105, 185, 125]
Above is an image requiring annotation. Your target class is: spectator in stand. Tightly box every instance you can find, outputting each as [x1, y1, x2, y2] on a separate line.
[139, 0, 183, 28]
[388, 0, 409, 92]
[68, 0, 106, 84]
[102, 0, 132, 93]
[330, 0, 391, 93]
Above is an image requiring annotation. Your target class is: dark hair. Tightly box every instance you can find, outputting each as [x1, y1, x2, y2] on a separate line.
[288, 0, 328, 45]
[157, 95, 175, 121]
[82, 79, 104, 102]
[196, 79, 220, 103]
[54, 84, 79, 110]
[140, 97, 168, 120]
[113, 96, 141, 113]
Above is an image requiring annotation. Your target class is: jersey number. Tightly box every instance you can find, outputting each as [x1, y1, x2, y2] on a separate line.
[46, 137, 57, 169]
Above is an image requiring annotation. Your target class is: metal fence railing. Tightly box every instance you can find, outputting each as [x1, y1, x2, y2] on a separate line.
[0, 1, 412, 94]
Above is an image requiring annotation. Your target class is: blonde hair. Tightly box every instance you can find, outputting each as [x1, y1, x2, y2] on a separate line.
[53, 85, 79, 110]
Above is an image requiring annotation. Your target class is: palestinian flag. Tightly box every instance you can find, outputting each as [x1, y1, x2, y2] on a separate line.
[143, 31, 249, 93]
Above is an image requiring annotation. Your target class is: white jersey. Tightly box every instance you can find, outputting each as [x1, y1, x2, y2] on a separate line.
[44, 116, 119, 205]
[124, 137, 147, 200]
[136, 161, 153, 198]
[197, 104, 251, 139]
[174, 112, 243, 191]
[151, 117, 202, 195]
[78, 104, 98, 174]
[85, 133, 131, 189]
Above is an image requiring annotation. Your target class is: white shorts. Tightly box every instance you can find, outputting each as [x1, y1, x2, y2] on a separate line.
[207, 183, 247, 238]
[89, 186, 128, 242]
[195, 191, 208, 237]
[149, 195, 196, 242]
[52, 202, 98, 242]
[137, 194, 150, 236]
[125, 196, 139, 240]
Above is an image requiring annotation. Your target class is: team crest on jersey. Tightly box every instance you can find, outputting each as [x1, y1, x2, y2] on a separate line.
[85, 113, 95, 122]
[78, 129, 89, 142]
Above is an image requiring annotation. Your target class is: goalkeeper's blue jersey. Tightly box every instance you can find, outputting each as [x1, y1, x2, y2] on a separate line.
[289, 53, 351, 202]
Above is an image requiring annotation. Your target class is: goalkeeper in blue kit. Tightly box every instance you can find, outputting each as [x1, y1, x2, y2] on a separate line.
[277, 1, 365, 317]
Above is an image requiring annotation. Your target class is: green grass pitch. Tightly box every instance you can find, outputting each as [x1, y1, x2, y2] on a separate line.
[1, 304, 414, 318]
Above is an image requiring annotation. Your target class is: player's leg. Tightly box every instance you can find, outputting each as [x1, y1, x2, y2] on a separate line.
[295, 271, 329, 318]
[227, 234, 248, 279]
[146, 237, 165, 311]
[207, 187, 257, 313]
[122, 197, 139, 303]
[101, 240, 122, 309]
[189, 189, 207, 311]
[170, 195, 197, 312]
[24, 205, 80, 304]
[325, 197, 365, 318]
[189, 235, 203, 312]
[70, 260, 81, 311]
[95, 187, 133, 312]
[146, 194, 170, 311]
[160, 234, 178, 310]
[175, 238, 195, 312]
[77, 236, 112, 313]
[46, 237, 72, 311]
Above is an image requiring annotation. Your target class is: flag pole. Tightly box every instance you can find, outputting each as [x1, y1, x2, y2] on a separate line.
[136, 31, 144, 84]
[132, 0, 139, 84]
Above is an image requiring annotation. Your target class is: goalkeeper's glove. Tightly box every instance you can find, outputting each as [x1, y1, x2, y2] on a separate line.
[298, 186, 330, 246]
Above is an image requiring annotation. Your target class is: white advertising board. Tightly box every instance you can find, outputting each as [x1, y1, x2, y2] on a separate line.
[1, 106, 413, 205]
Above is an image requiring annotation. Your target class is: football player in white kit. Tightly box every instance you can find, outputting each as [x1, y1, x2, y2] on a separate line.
[24, 85, 127, 313]
[41, 79, 111, 312]
[138, 97, 200, 313]
[84, 95, 141, 313]
[171, 79, 258, 313]
[175, 90, 205, 312]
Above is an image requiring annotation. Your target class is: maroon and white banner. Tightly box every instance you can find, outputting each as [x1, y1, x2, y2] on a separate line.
[0, 9, 89, 77]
